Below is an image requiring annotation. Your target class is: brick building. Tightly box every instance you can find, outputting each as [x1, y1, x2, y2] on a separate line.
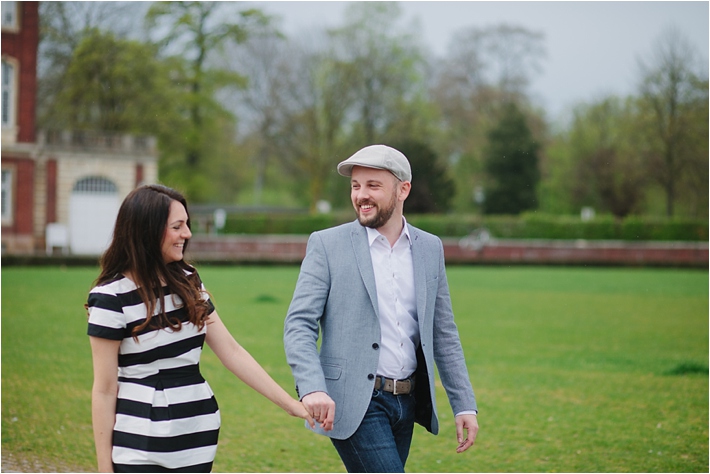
[1, 1, 157, 255]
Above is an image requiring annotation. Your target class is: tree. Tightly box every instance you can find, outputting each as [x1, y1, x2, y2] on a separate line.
[483, 103, 540, 214]
[442, 24, 545, 99]
[636, 27, 709, 217]
[37, 1, 146, 129]
[268, 35, 358, 211]
[145, 1, 269, 174]
[390, 140, 455, 213]
[227, 30, 292, 205]
[329, 2, 427, 145]
[53, 29, 183, 134]
[430, 24, 546, 212]
[46, 28, 235, 200]
[566, 98, 647, 218]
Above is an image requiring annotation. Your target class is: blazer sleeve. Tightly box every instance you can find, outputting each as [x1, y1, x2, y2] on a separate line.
[284, 231, 332, 399]
[431, 237, 478, 415]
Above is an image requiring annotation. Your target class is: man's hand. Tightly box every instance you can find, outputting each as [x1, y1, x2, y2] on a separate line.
[455, 414, 479, 453]
[301, 391, 336, 431]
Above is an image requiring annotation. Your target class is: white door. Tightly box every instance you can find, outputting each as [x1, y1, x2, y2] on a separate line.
[69, 177, 120, 255]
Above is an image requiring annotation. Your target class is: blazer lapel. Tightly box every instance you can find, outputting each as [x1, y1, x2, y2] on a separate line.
[351, 221, 379, 318]
[409, 225, 428, 324]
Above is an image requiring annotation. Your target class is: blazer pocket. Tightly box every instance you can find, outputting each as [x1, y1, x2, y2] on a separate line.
[320, 356, 345, 423]
[322, 362, 342, 380]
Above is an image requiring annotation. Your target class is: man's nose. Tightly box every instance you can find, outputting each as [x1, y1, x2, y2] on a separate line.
[355, 187, 369, 201]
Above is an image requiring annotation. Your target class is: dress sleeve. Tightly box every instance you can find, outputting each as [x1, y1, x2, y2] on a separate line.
[193, 270, 216, 314]
[87, 288, 127, 340]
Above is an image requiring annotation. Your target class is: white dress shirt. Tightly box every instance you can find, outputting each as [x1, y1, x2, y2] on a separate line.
[366, 218, 478, 417]
[366, 218, 419, 380]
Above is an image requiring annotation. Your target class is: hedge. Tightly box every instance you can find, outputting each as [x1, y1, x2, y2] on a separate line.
[221, 212, 708, 242]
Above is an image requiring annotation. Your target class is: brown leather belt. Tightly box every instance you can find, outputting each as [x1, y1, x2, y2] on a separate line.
[374, 375, 415, 395]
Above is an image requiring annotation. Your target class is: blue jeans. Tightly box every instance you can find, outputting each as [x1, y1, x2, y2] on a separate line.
[331, 389, 416, 473]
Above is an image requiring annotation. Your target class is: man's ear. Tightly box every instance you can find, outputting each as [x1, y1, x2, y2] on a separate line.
[398, 181, 412, 202]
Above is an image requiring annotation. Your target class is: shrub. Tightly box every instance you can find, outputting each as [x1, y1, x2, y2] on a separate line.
[221, 212, 708, 241]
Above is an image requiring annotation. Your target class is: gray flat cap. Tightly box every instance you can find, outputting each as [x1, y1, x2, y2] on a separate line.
[337, 144, 412, 182]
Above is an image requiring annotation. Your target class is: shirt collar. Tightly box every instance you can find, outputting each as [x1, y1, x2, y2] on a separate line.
[366, 216, 411, 247]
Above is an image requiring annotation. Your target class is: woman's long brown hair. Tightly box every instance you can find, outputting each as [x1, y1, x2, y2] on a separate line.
[95, 184, 211, 338]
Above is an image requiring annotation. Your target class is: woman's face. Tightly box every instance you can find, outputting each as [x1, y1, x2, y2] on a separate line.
[161, 200, 192, 264]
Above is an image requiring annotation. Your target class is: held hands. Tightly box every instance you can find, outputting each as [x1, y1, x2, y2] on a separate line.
[455, 413, 479, 453]
[301, 391, 336, 431]
[288, 399, 316, 429]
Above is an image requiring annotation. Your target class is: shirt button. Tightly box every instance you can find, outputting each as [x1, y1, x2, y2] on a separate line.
[372, 343, 379, 350]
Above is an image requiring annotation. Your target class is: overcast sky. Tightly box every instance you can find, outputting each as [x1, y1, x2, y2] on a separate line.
[249, 1, 709, 123]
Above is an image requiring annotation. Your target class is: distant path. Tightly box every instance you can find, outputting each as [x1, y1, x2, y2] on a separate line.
[1, 452, 89, 473]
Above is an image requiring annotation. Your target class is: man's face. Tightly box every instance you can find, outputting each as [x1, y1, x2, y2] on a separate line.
[350, 166, 400, 229]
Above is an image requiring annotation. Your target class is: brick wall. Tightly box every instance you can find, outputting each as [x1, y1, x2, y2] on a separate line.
[1, 155, 35, 253]
[185, 235, 708, 267]
[1, 1, 39, 143]
[1, 156, 34, 234]
[46, 159, 57, 223]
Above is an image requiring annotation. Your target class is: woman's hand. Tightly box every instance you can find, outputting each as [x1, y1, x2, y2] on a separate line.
[288, 399, 316, 428]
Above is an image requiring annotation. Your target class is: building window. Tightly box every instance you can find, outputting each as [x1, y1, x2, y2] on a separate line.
[1, 2, 18, 30]
[73, 176, 118, 194]
[1, 168, 13, 225]
[2, 59, 15, 129]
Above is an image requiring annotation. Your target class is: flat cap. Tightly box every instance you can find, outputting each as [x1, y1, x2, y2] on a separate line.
[337, 144, 412, 182]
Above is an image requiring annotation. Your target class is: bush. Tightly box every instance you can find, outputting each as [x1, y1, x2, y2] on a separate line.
[221, 212, 708, 241]
[223, 213, 351, 235]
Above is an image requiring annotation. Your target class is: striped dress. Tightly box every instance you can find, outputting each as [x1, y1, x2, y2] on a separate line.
[87, 271, 220, 472]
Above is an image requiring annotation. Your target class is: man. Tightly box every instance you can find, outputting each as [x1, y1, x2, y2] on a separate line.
[284, 144, 478, 472]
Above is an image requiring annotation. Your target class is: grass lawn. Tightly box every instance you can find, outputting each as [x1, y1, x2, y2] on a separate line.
[1, 265, 707, 472]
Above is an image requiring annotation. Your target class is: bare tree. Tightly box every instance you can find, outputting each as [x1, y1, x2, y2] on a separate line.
[431, 24, 546, 211]
[270, 34, 358, 210]
[637, 27, 708, 217]
[441, 24, 545, 101]
[329, 2, 427, 144]
[226, 31, 291, 204]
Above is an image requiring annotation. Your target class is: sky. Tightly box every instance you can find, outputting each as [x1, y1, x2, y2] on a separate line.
[248, 1, 709, 122]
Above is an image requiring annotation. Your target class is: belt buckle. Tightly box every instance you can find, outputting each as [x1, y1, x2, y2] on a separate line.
[392, 379, 400, 395]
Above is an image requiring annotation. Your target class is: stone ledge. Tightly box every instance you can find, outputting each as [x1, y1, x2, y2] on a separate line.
[3, 236, 707, 267]
[186, 235, 708, 268]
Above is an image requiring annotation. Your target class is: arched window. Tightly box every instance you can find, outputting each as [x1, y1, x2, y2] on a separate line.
[73, 176, 118, 194]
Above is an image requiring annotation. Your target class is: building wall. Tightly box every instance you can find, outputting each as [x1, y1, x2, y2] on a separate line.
[46, 158, 57, 223]
[1, 2, 39, 253]
[1, 1, 39, 143]
[52, 153, 157, 225]
[1, 153, 35, 253]
[0, 2, 159, 255]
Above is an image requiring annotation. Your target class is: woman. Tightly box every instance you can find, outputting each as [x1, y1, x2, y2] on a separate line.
[87, 184, 313, 472]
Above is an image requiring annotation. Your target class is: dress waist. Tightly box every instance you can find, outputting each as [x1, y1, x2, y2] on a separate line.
[118, 364, 204, 389]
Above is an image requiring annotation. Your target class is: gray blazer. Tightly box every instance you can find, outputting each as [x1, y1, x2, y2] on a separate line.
[284, 220, 476, 440]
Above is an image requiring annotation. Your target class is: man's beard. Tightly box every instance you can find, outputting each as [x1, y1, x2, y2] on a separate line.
[356, 191, 397, 229]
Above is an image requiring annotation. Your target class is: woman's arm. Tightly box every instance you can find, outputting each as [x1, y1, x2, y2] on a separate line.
[89, 336, 121, 473]
[204, 311, 314, 427]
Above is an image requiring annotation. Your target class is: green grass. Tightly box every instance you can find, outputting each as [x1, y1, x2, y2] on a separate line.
[2, 265, 707, 472]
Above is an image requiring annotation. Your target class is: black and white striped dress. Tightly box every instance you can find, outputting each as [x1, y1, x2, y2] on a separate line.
[87, 271, 220, 472]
